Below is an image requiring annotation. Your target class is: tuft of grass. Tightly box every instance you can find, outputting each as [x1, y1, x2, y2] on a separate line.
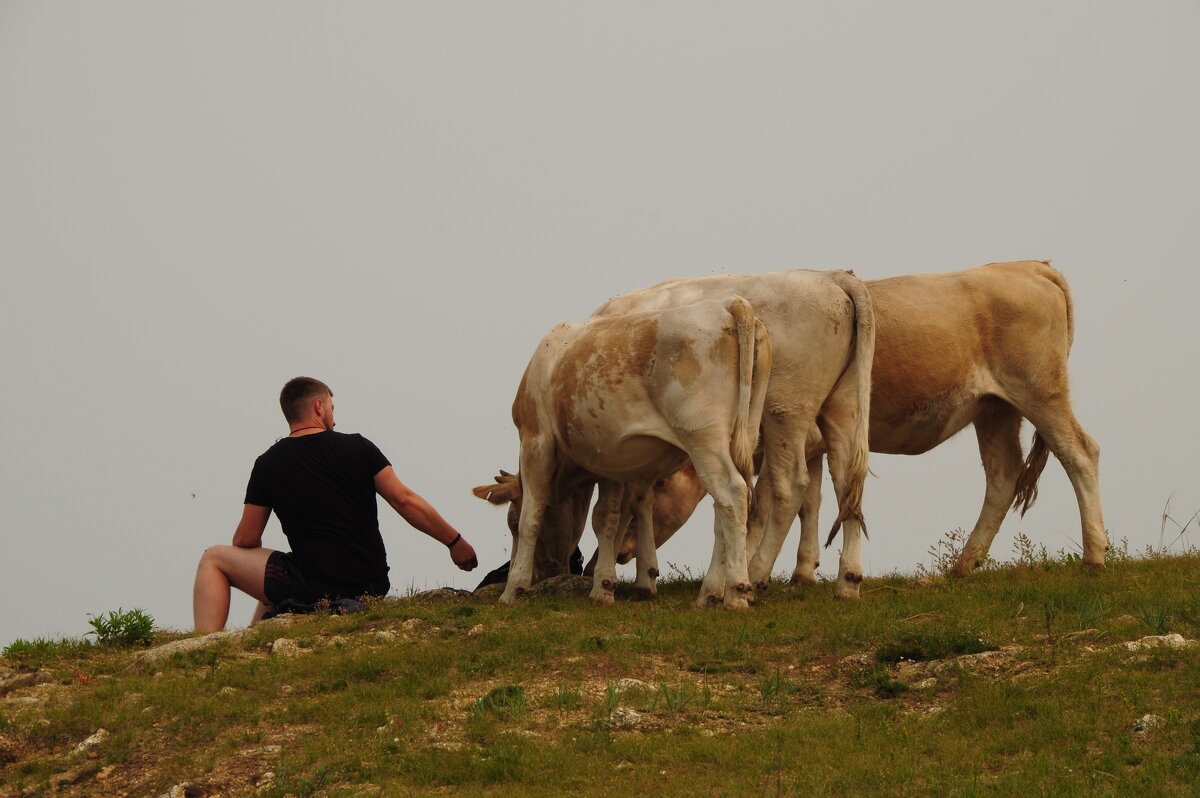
[86, 608, 155, 647]
[2, 636, 93, 664]
[1137, 600, 1171, 634]
[544, 683, 583, 712]
[470, 684, 526, 721]
[875, 630, 994, 664]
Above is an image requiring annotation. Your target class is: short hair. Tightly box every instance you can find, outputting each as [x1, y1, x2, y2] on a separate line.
[279, 377, 332, 423]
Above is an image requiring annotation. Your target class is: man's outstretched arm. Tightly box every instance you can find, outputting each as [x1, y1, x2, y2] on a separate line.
[374, 466, 478, 571]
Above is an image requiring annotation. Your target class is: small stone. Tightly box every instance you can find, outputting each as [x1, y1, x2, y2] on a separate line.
[239, 745, 282, 758]
[466, 624, 485, 637]
[616, 678, 652, 693]
[610, 707, 642, 729]
[72, 728, 108, 757]
[401, 619, 424, 633]
[1122, 634, 1194, 652]
[218, 686, 238, 696]
[270, 638, 300, 657]
[526, 574, 593, 597]
[374, 631, 397, 642]
[1133, 714, 1165, 734]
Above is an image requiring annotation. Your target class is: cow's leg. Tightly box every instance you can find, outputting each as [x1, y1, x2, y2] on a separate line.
[956, 399, 1025, 575]
[745, 474, 771, 558]
[818, 414, 869, 601]
[688, 448, 753, 610]
[747, 409, 815, 593]
[630, 483, 659, 600]
[588, 480, 624, 606]
[791, 455, 824, 586]
[500, 440, 552, 605]
[1020, 402, 1107, 568]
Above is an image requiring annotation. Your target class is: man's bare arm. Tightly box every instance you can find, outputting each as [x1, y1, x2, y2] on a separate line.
[374, 466, 478, 570]
[232, 504, 271, 548]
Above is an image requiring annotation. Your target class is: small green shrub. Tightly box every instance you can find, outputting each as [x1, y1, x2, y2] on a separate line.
[470, 684, 526, 721]
[876, 631, 993, 664]
[86, 608, 155, 647]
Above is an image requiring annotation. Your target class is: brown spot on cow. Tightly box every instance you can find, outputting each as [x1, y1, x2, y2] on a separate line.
[671, 339, 702, 388]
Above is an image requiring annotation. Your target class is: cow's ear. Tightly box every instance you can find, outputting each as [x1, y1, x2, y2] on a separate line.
[472, 473, 522, 504]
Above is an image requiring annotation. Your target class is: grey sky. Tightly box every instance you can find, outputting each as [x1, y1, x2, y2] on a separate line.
[2, 2, 1197, 648]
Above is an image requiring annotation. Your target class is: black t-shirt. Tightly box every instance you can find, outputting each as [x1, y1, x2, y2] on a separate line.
[245, 431, 391, 591]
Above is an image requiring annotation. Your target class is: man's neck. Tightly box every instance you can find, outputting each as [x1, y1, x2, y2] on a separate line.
[288, 424, 326, 437]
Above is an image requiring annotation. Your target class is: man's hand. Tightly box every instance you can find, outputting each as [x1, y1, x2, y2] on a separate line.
[449, 536, 478, 571]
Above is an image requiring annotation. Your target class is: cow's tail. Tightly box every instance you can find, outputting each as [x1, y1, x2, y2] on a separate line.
[1009, 261, 1072, 517]
[824, 271, 876, 547]
[726, 296, 772, 498]
[1012, 430, 1051, 516]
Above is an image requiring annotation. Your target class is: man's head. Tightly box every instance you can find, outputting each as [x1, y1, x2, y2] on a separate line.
[279, 376, 335, 429]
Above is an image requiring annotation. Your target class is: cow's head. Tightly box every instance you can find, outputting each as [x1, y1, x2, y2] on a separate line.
[472, 470, 590, 582]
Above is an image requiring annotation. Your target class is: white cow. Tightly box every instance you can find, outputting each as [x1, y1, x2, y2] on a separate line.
[488, 296, 772, 609]
[477, 269, 876, 602]
[592, 269, 876, 598]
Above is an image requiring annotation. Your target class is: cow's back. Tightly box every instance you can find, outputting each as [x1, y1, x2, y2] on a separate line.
[865, 260, 1074, 454]
[595, 270, 861, 411]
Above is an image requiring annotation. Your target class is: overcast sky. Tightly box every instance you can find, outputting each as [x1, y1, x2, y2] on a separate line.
[2, 2, 1197, 648]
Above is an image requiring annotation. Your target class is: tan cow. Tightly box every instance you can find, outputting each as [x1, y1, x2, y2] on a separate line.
[591, 269, 876, 599]
[597, 260, 1107, 580]
[488, 296, 773, 609]
[472, 463, 708, 582]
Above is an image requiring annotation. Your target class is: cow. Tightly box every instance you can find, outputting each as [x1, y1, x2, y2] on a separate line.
[477, 269, 876, 602]
[486, 296, 774, 609]
[590, 269, 876, 599]
[593, 260, 1106, 580]
[472, 462, 708, 583]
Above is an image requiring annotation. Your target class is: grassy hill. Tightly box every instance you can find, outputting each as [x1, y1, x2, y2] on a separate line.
[4, 541, 1200, 797]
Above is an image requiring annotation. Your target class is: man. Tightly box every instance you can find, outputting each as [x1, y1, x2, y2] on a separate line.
[193, 377, 478, 632]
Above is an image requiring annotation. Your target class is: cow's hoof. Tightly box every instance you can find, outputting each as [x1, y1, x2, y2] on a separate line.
[589, 590, 616, 607]
[833, 582, 861, 601]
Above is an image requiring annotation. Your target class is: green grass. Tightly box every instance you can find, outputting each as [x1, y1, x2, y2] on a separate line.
[5, 551, 1200, 796]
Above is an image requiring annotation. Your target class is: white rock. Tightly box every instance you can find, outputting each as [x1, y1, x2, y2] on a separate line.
[1122, 634, 1194, 652]
[610, 707, 642, 729]
[616, 678, 652, 693]
[271, 638, 300, 656]
[1133, 714, 1166, 734]
[467, 624, 486, 637]
[72, 728, 108, 756]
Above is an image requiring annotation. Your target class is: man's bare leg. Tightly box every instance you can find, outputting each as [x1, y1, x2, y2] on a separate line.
[193, 545, 276, 633]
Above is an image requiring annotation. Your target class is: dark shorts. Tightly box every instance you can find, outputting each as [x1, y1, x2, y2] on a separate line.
[263, 551, 389, 605]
